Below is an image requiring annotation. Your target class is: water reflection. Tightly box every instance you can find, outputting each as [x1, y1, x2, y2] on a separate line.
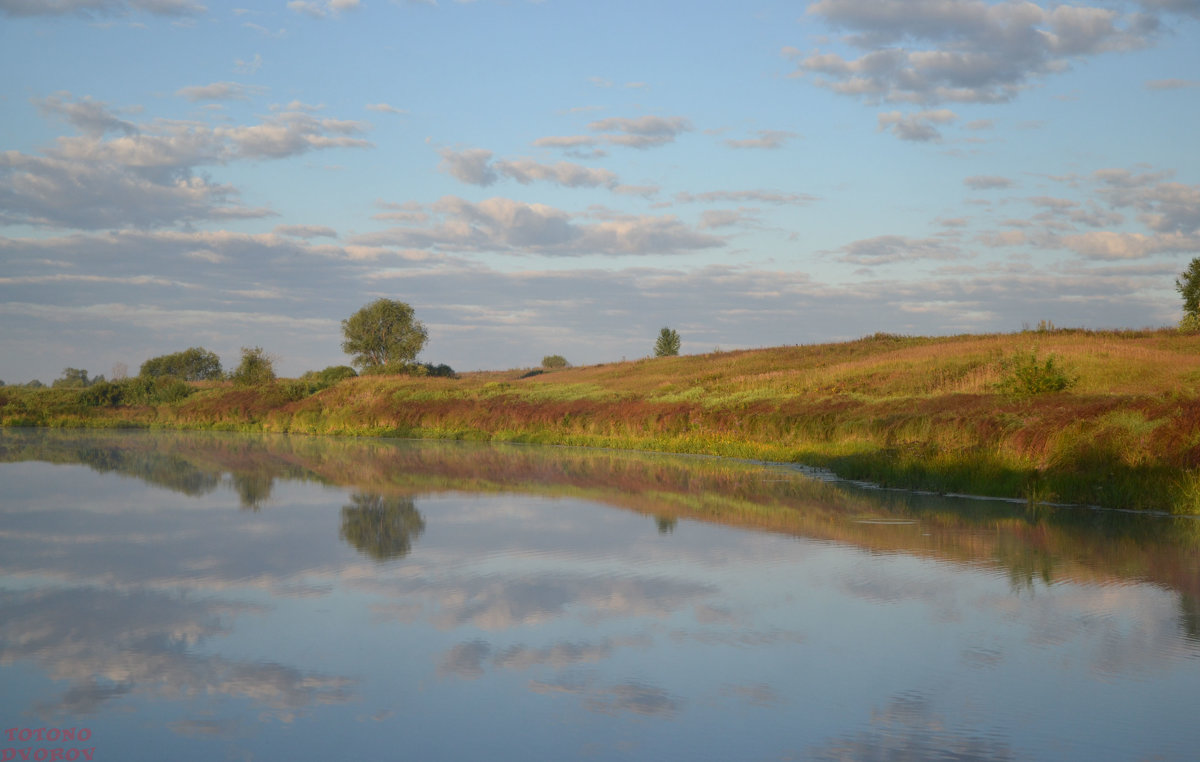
[339, 494, 425, 561]
[1, 428, 1198, 760]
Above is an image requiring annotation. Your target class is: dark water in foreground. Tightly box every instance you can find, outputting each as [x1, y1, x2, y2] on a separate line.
[1, 429, 1198, 761]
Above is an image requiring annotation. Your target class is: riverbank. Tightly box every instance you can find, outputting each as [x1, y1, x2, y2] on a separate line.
[4, 328, 1199, 513]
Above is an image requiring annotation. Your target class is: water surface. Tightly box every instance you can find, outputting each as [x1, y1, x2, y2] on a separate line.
[1, 429, 1198, 761]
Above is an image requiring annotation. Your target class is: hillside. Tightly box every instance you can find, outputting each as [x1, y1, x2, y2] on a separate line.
[4, 328, 1200, 513]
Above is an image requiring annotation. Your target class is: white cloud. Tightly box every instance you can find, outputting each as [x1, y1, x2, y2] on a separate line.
[1145, 78, 1200, 90]
[287, 0, 359, 18]
[1, 97, 371, 229]
[274, 224, 338, 239]
[437, 148, 618, 189]
[964, 175, 1014, 190]
[176, 81, 264, 102]
[675, 190, 818, 206]
[836, 234, 966, 265]
[355, 196, 723, 257]
[534, 115, 693, 152]
[724, 130, 798, 150]
[877, 109, 957, 142]
[35, 94, 137, 137]
[234, 54, 262, 74]
[790, 0, 1160, 105]
[366, 103, 407, 114]
[0, 0, 205, 17]
[437, 148, 498, 186]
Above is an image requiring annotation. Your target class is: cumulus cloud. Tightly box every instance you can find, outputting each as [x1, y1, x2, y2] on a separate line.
[437, 148, 618, 189]
[964, 175, 1013, 190]
[0, 151, 270, 229]
[724, 130, 798, 150]
[877, 109, 957, 141]
[1093, 168, 1200, 233]
[675, 190, 818, 206]
[836, 234, 966, 265]
[35, 94, 137, 137]
[365, 102, 406, 114]
[1145, 78, 1200, 90]
[234, 53, 262, 74]
[274, 224, 337, 239]
[588, 115, 692, 148]
[287, 0, 358, 18]
[699, 209, 756, 229]
[493, 157, 617, 188]
[176, 81, 264, 102]
[967, 166, 1200, 261]
[437, 148, 498, 186]
[355, 196, 723, 257]
[1059, 230, 1200, 259]
[0, 0, 205, 17]
[1, 96, 371, 229]
[534, 115, 692, 152]
[788, 0, 1161, 105]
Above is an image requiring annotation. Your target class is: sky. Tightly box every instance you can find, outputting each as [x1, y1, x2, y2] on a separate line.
[1, 0, 1198, 383]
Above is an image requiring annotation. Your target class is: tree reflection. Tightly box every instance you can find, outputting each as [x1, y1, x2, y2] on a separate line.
[232, 471, 274, 511]
[339, 493, 425, 561]
[655, 515, 677, 534]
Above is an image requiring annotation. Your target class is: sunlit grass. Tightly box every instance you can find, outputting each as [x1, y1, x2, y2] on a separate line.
[4, 327, 1200, 512]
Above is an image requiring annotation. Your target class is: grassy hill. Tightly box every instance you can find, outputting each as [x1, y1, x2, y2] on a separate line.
[4, 327, 1200, 513]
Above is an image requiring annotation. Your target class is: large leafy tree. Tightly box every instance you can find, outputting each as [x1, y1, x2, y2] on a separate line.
[654, 327, 681, 357]
[342, 298, 428, 371]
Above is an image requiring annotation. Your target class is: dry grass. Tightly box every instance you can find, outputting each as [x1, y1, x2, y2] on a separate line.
[5, 327, 1200, 512]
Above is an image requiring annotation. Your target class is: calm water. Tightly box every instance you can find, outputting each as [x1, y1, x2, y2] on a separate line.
[1, 429, 1198, 761]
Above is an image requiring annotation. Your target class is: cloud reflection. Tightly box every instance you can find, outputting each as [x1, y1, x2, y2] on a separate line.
[0, 588, 355, 725]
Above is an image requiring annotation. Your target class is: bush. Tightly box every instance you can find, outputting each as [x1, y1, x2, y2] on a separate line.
[362, 362, 456, 378]
[140, 347, 223, 381]
[53, 368, 101, 388]
[231, 347, 276, 386]
[542, 355, 569, 369]
[79, 380, 126, 407]
[997, 349, 1077, 395]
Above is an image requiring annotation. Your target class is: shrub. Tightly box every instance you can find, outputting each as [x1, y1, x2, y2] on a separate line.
[53, 368, 100, 388]
[542, 355, 569, 369]
[231, 347, 276, 387]
[79, 380, 126, 407]
[140, 347, 223, 381]
[997, 349, 1077, 395]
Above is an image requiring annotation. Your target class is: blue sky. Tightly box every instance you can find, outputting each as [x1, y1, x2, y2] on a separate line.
[2, 0, 1198, 382]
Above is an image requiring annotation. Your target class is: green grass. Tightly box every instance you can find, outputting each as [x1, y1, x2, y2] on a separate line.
[4, 327, 1200, 512]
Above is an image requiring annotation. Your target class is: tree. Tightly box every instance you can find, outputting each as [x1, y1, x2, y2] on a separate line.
[140, 347, 222, 381]
[341, 298, 428, 371]
[654, 327, 681, 357]
[542, 355, 569, 369]
[1177, 257, 1200, 331]
[231, 347, 276, 386]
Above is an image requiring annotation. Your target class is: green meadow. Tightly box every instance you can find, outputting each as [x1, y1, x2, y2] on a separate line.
[4, 327, 1199, 514]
